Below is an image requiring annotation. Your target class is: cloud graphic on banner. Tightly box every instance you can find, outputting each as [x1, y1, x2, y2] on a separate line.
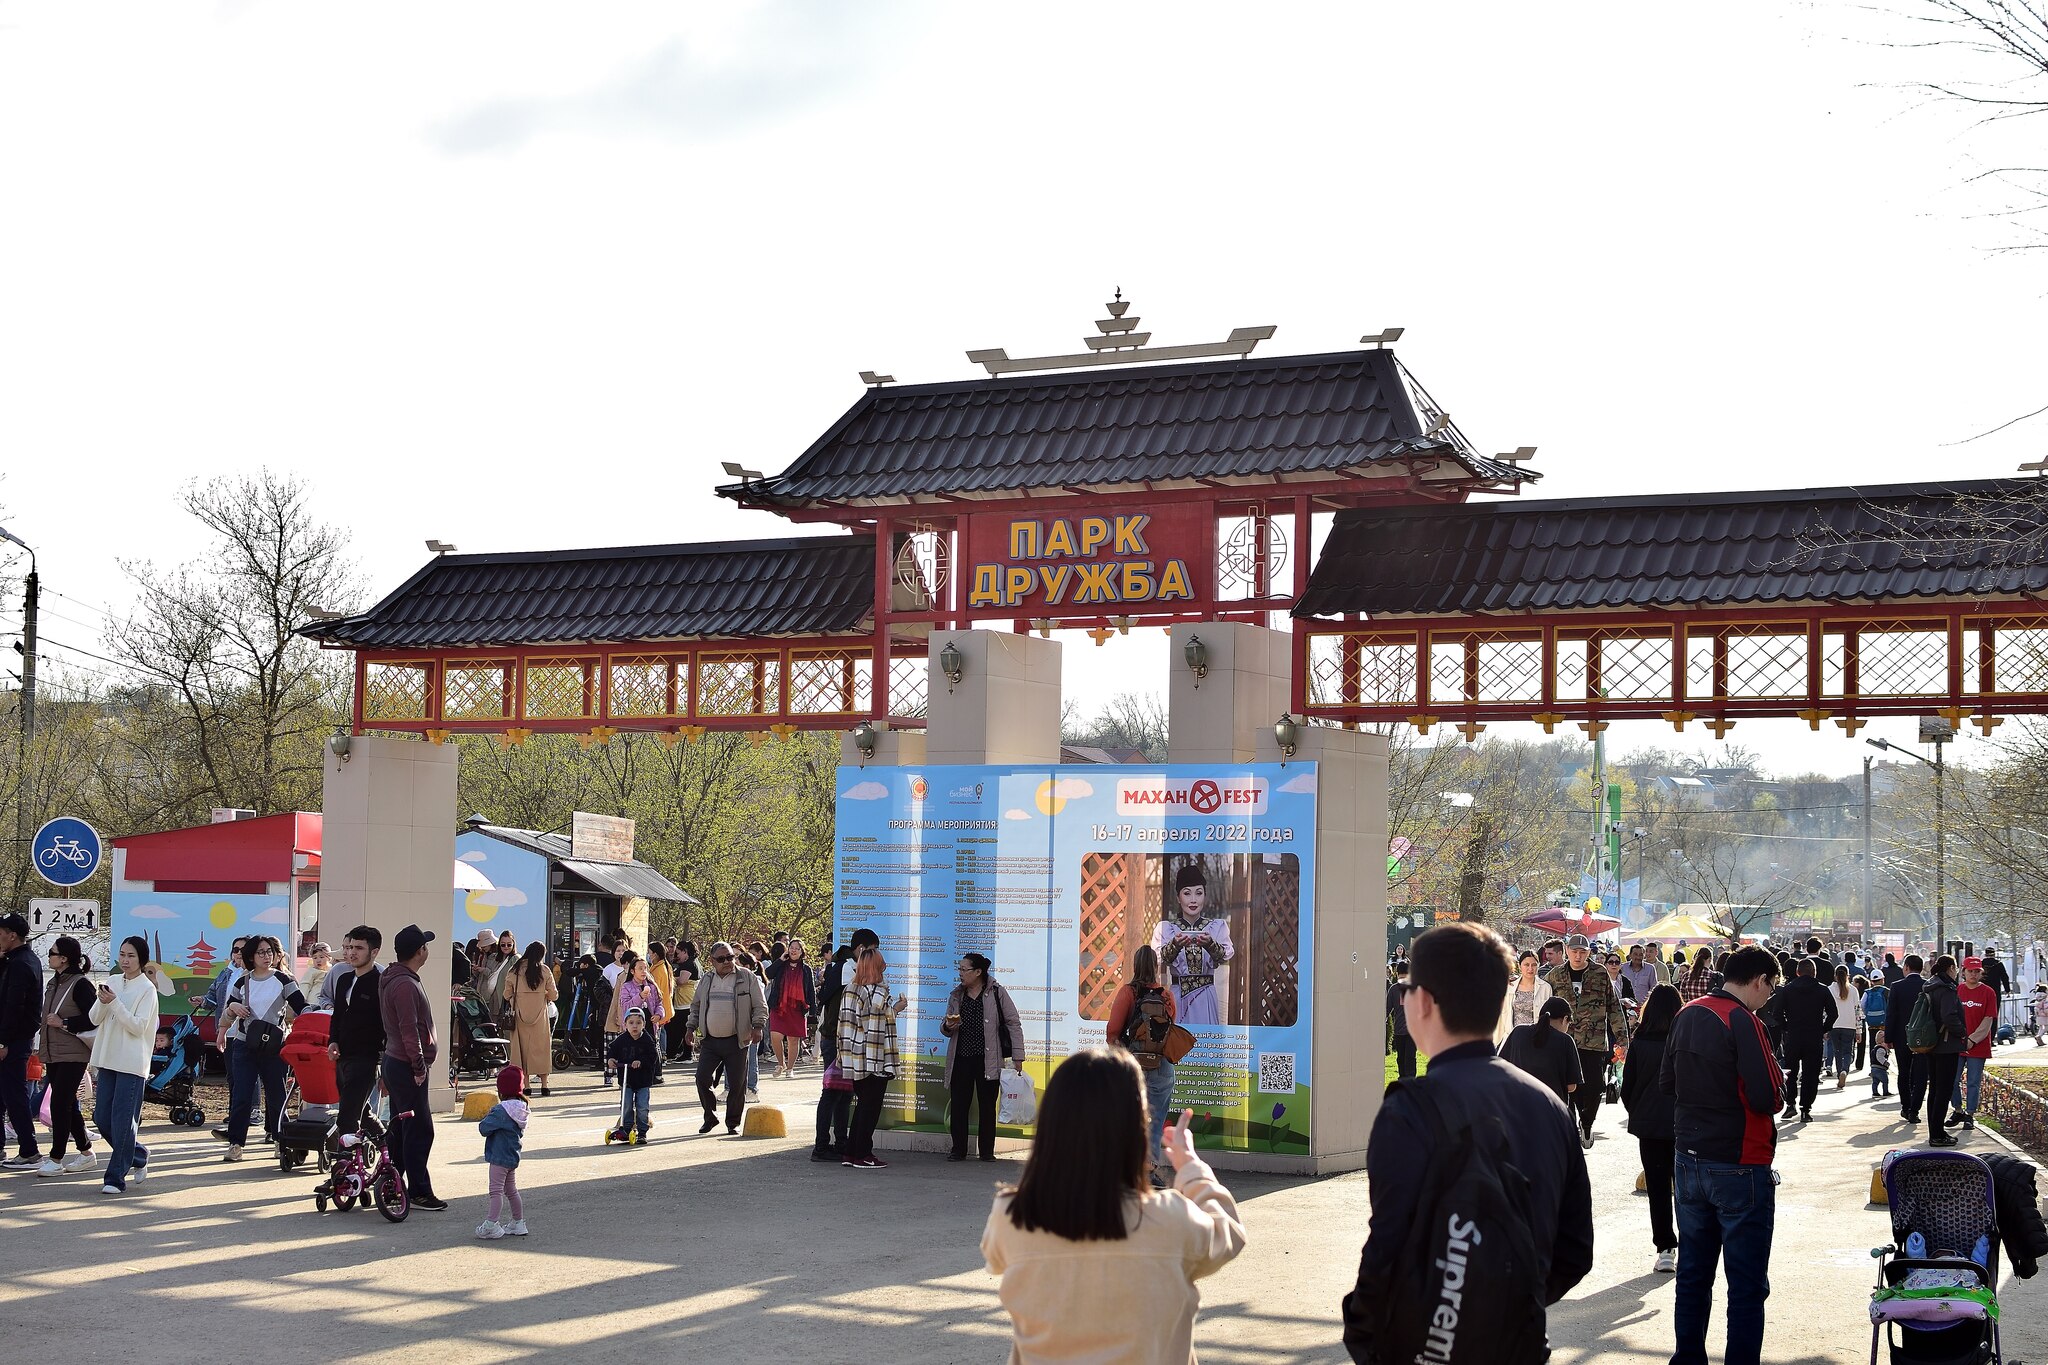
[249, 906, 288, 925]
[1035, 776, 1095, 816]
[128, 904, 178, 920]
[1051, 778, 1094, 799]
[457, 850, 488, 863]
[1004, 809, 1032, 821]
[471, 887, 529, 908]
[841, 781, 890, 801]
[1278, 773, 1318, 794]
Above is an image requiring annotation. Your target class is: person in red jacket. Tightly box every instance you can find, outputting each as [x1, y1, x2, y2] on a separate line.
[1947, 956, 1998, 1131]
[1660, 945, 1785, 1365]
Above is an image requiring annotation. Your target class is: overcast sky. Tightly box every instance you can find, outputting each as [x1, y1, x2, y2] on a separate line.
[1, 2, 2039, 780]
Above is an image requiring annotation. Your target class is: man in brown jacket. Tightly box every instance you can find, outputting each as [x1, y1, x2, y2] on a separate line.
[379, 924, 445, 1210]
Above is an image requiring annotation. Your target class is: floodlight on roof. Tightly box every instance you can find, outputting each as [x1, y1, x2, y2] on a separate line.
[859, 371, 895, 386]
[720, 462, 765, 481]
[1495, 446, 1539, 464]
[1360, 328, 1405, 348]
[2021, 457, 2048, 476]
[1423, 411, 1453, 438]
[425, 539, 457, 554]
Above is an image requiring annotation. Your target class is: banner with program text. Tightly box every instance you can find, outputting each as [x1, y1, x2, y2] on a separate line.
[834, 762, 1315, 1155]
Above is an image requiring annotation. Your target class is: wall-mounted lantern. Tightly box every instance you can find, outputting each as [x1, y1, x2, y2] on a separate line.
[939, 641, 965, 692]
[1184, 634, 1209, 688]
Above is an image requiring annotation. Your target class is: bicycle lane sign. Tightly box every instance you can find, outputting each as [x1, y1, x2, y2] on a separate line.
[31, 816, 102, 888]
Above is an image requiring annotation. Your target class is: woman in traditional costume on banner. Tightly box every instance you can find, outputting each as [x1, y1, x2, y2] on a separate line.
[1151, 861, 1233, 1026]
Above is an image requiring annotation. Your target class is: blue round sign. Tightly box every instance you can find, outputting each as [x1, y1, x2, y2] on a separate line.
[31, 816, 102, 888]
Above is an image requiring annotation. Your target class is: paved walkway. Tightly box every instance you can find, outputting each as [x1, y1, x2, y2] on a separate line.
[0, 1061, 2041, 1363]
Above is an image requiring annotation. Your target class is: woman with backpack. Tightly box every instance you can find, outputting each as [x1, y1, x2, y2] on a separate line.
[941, 951, 1026, 1163]
[980, 1047, 1244, 1364]
[1620, 984, 1682, 1275]
[220, 935, 310, 1162]
[1105, 945, 1180, 1185]
[1918, 955, 1970, 1148]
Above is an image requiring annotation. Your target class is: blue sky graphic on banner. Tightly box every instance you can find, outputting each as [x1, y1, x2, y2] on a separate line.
[455, 832, 549, 953]
[111, 889, 290, 1015]
[836, 763, 1315, 1154]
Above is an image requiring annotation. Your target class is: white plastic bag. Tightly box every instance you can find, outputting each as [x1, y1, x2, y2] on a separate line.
[998, 1068, 1037, 1125]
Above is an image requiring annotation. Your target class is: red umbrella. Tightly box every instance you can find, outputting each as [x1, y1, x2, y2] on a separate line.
[1520, 907, 1623, 937]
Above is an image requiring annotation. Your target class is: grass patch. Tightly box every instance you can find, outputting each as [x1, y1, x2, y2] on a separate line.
[1384, 1053, 1428, 1085]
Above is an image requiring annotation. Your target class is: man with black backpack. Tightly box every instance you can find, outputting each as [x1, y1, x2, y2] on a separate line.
[1341, 922, 1594, 1365]
[1883, 953, 1929, 1124]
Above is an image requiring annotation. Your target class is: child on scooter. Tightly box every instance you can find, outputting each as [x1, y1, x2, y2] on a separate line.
[606, 1010, 661, 1144]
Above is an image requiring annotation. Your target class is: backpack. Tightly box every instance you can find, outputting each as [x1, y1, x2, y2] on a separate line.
[1905, 989, 1941, 1054]
[1358, 1079, 1548, 1364]
[1118, 985, 1173, 1071]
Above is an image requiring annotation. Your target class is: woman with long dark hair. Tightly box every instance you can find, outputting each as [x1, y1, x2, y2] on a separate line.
[1104, 944, 1176, 1182]
[943, 950, 1026, 1164]
[504, 941, 558, 1097]
[36, 936, 97, 1177]
[981, 1047, 1245, 1362]
[89, 936, 164, 1193]
[1621, 983, 1683, 1274]
[1499, 996, 1583, 1104]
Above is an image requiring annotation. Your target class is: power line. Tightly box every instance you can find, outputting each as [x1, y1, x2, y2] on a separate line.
[37, 634, 138, 674]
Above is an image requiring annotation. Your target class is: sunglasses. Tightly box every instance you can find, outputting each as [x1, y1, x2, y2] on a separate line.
[712, 954, 734, 963]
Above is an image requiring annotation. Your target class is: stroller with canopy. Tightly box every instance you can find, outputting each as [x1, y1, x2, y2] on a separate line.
[1868, 1148, 2004, 1365]
[146, 1015, 209, 1127]
[276, 1010, 337, 1174]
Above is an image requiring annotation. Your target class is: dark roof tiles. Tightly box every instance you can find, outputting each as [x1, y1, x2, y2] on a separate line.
[1297, 480, 2048, 618]
[300, 535, 875, 649]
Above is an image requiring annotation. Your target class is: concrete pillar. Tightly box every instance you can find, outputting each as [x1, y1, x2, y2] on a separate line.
[1165, 622, 1293, 764]
[321, 733, 459, 1109]
[924, 629, 1063, 766]
[837, 724, 929, 769]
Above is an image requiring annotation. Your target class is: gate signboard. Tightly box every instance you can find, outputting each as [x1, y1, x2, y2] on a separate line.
[962, 507, 1208, 615]
[835, 762, 1316, 1155]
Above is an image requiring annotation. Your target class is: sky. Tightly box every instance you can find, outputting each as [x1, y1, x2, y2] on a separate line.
[1, 1, 2042, 782]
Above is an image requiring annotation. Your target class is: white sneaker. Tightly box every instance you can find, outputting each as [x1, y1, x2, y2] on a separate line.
[502, 1219, 529, 1236]
[101, 1183, 121, 1194]
[35, 1159, 62, 1177]
[128, 1162, 147, 1181]
[746, 1089, 760, 1103]
[1, 1154, 41, 1171]
[475, 1221, 505, 1240]
[62, 1151, 96, 1173]
[1655, 1249, 1677, 1274]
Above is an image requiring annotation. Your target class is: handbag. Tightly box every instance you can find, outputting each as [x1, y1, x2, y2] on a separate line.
[245, 1018, 285, 1060]
[1161, 1023, 1197, 1064]
[821, 1059, 854, 1092]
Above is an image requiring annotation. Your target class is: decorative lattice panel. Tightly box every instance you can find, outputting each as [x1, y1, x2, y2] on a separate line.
[1079, 852, 1134, 1021]
[1993, 624, 2048, 694]
[363, 663, 431, 721]
[1309, 636, 1418, 708]
[697, 653, 780, 717]
[1254, 858, 1300, 1028]
[890, 656, 929, 719]
[523, 659, 594, 719]
[1557, 632, 1676, 701]
[607, 658, 677, 718]
[1822, 624, 1949, 699]
[1690, 630, 1807, 700]
[789, 650, 872, 716]
[441, 661, 511, 720]
[1430, 634, 1542, 704]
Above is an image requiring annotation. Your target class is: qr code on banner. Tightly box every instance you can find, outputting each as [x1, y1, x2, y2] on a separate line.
[1257, 1052, 1296, 1094]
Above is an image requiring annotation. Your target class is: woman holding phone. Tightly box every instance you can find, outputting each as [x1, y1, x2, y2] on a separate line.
[89, 936, 166, 1194]
[981, 1047, 1246, 1363]
[837, 947, 905, 1170]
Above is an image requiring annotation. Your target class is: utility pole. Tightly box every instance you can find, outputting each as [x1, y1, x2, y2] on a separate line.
[1, 526, 36, 863]
[1935, 734, 1946, 955]
[1862, 755, 1873, 939]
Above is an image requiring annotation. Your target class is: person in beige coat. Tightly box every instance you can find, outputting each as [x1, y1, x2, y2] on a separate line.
[981, 1047, 1246, 1365]
[502, 942, 559, 1097]
[1495, 948, 1556, 1048]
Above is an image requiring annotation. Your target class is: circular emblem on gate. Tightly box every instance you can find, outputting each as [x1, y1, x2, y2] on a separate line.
[1189, 779, 1223, 814]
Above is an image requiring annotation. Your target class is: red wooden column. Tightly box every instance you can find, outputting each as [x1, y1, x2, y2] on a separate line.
[873, 514, 894, 720]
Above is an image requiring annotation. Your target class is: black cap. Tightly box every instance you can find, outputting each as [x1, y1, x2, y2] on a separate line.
[394, 924, 436, 960]
[0, 912, 27, 938]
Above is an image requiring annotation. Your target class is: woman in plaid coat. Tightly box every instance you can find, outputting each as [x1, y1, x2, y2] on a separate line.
[838, 948, 906, 1170]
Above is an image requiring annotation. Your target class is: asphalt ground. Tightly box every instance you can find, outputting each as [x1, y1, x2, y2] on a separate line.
[1, 1056, 2043, 1364]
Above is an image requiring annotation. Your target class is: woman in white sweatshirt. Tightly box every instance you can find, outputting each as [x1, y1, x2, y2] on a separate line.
[89, 935, 164, 1194]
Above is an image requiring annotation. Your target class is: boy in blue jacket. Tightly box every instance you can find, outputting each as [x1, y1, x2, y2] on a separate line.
[477, 1066, 528, 1240]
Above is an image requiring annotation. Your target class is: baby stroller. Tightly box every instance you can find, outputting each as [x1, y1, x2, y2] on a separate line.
[1868, 1148, 2003, 1364]
[451, 985, 511, 1078]
[276, 1011, 336, 1174]
[146, 1015, 209, 1128]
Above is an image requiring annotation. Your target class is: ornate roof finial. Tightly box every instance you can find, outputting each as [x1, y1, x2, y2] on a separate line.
[965, 294, 1275, 376]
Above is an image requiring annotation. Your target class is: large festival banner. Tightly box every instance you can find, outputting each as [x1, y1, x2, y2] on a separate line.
[835, 762, 1316, 1154]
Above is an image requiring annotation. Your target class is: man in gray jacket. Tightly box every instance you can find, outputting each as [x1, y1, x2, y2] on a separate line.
[685, 941, 768, 1135]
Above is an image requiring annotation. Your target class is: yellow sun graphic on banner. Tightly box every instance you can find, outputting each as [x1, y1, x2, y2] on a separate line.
[1035, 780, 1065, 816]
[209, 901, 238, 929]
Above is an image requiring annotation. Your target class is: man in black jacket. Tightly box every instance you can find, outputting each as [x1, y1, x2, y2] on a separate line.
[1777, 958, 1838, 1122]
[1343, 923, 1594, 1364]
[325, 924, 385, 1138]
[1660, 945, 1785, 1365]
[0, 913, 45, 1168]
[1884, 954, 1929, 1123]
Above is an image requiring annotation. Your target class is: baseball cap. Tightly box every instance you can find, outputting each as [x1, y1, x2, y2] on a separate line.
[0, 912, 27, 938]
[1962, 956, 1984, 972]
[1564, 933, 1590, 950]
[394, 924, 436, 960]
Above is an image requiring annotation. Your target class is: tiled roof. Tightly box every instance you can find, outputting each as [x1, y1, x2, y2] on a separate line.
[719, 349, 1531, 507]
[1296, 479, 2048, 618]
[300, 536, 875, 648]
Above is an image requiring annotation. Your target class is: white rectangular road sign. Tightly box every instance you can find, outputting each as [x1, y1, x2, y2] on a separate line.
[28, 899, 99, 936]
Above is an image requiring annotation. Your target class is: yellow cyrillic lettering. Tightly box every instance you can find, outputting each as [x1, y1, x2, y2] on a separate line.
[1121, 561, 1154, 602]
[1039, 564, 1073, 605]
[969, 564, 1004, 608]
[1005, 566, 1035, 606]
[1072, 561, 1119, 604]
[1008, 521, 1040, 559]
[1113, 514, 1151, 555]
[1079, 517, 1110, 556]
[1157, 558, 1194, 601]
[1044, 519, 1077, 558]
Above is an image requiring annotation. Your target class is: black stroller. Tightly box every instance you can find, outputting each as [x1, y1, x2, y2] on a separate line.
[1868, 1148, 2006, 1364]
[146, 1015, 209, 1128]
[450, 984, 511, 1079]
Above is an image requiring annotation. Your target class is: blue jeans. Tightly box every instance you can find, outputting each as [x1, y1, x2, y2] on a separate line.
[618, 1084, 651, 1136]
[1144, 1060, 1177, 1166]
[1672, 1152, 1774, 1365]
[226, 1040, 288, 1146]
[92, 1069, 149, 1189]
[1952, 1055, 1986, 1115]
[747, 1037, 761, 1091]
[1827, 1028, 1858, 1076]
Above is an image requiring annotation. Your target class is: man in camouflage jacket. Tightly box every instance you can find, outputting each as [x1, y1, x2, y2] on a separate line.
[1543, 933, 1631, 1147]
